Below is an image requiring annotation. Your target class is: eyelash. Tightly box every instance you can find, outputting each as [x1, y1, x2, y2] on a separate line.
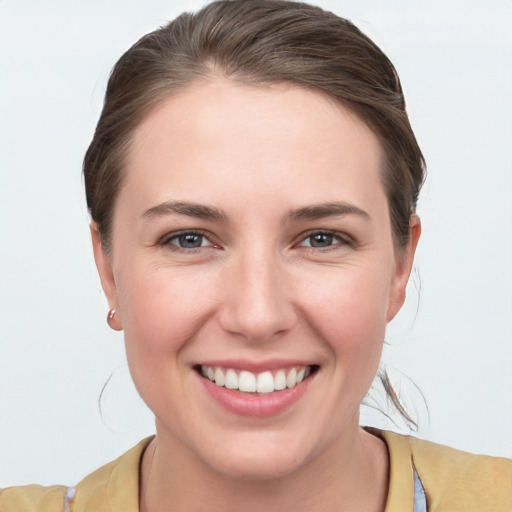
[158, 230, 216, 251]
[296, 230, 355, 250]
[158, 229, 355, 252]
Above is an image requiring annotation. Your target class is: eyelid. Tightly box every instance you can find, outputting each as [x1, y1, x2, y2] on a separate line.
[157, 229, 220, 249]
[295, 229, 356, 248]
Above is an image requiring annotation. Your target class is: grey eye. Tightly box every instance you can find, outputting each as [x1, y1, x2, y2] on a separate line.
[174, 233, 206, 248]
[307, 233, 335, 247]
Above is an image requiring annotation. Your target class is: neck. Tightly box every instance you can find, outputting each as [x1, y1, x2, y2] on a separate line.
[140, 425, 388, 512]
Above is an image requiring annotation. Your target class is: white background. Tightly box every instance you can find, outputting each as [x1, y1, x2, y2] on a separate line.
[1, 0, 511, 487]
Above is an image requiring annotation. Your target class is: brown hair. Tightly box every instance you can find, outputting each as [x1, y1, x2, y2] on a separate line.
[84, 0, 424, 253]
[84, 0, 425, 427]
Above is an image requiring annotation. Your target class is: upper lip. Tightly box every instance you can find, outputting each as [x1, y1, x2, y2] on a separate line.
[196, 358, 317, 373]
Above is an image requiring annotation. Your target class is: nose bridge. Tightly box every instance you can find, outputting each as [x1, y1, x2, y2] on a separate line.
[220, 243, 296, 341]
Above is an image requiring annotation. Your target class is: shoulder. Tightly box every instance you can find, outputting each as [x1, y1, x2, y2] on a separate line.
[0, 436, 152, 512]
[0, 484, 70, 511]
[406, 432, 512, 484]
[380, 429, 512, 511]
[73, 436, 151, 511]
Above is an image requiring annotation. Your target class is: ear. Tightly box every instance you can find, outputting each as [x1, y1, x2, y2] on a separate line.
[386, 215, 421, 322]
[90, 223, 122, 331]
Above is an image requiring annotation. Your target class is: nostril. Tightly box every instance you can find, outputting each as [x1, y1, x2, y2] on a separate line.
[216, 267, 297, 342]
[218, 307, 298, 343]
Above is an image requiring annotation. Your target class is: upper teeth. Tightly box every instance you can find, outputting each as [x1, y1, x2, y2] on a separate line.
[200, 366, 312, 393]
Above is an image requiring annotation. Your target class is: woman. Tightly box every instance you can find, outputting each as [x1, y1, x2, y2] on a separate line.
[1, 1, 510, 510]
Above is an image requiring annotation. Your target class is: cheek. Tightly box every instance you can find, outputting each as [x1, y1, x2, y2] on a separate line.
[114, 265, 222, 421]
[117, 265, 218, 360]
[299, 264, 391, 366]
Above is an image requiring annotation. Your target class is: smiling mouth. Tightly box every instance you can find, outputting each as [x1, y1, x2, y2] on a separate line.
[196, 365, 319, 394]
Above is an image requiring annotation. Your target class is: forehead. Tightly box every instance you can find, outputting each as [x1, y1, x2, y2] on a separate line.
[121, 78, 386, 214]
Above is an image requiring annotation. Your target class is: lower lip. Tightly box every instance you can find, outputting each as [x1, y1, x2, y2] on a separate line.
[199, 374, 312, 418]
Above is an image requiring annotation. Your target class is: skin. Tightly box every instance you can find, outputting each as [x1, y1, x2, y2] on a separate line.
[92, 78, 420, 512]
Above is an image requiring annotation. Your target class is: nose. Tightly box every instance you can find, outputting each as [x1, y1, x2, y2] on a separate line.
[218, 249, 297, 343]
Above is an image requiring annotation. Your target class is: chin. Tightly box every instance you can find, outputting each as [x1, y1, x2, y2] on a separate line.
[194, 430, 318, 482]
[207, 450, 306, 481]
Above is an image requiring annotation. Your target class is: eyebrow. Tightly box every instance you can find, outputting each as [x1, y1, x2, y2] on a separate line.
[141, 201, 228, 222]
[141, 200, 370, 224]
[286, 202, 370, 222]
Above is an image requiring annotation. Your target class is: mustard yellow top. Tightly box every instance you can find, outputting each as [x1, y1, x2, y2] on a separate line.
[1, 430, 511, 511]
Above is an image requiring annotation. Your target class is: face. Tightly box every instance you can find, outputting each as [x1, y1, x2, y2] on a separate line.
[93, 78, 419, 480]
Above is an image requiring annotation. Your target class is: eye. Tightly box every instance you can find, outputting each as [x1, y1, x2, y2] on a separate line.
[304, 232, 335, 248]
[298, 231, 351, 249]
[159, 230, 214, 250]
